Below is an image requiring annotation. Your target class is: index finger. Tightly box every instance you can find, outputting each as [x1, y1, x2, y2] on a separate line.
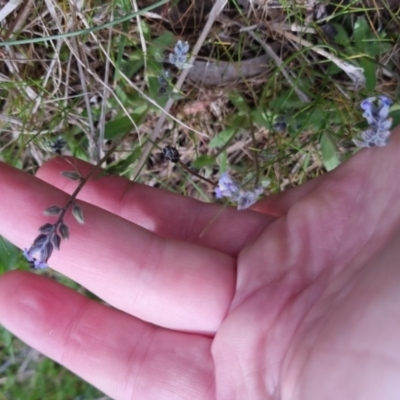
[36, 157, 274, 256]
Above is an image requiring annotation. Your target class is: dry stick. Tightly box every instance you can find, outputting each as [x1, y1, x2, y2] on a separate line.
[2, 0, 38, 102]
[98, 13, 114, 160]
[1, 0, 30, 37]
[130, 0, 229, 181]
[132, 0, 148, 89]
[32, 0, 73, 114]
[72, 38, 98, 159]
[0, 0, 23, 23]
[68, 1, 97, 160]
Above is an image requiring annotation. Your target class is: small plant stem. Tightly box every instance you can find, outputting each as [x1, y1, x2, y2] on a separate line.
[177, 161, 217, 187]
[213, 128, 238, 159]
[58, 142, 118, 218]
[248, 116, 260, 186]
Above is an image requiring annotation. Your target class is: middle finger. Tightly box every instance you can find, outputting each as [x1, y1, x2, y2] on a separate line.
[0, 161, 236, 334]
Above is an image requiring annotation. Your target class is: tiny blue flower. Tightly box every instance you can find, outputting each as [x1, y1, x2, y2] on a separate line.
[215, 172, 240, 199]
[49, 136, 66, 154]
[43, 136, 67, 155]
[23, 242, 51, 269]
[273, 115, 287, 132]
[168, 41, 192, 70]
[236, 187, 264, 210]
[354, 96, 393, 148]
[360, 97, 374, 111]
[215, 172, 263, 210]
[158, 69, 170, 86]
[157, 70, 172, 97]
[379, 95, 393, 107]
[174, 40, 190, 56]
[23, 213, 70, 269]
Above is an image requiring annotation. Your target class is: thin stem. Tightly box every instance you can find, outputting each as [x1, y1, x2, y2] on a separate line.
[248, 116, 260, 186]
[58, 142, 118, 219]
[178, 161, 217, 187]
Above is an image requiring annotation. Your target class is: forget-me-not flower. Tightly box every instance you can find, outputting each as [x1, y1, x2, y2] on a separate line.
[215, 172, 263, 210]
[353, 95, 393, 148]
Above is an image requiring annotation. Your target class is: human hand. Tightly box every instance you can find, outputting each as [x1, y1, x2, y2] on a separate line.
[1, 128, 400, 399]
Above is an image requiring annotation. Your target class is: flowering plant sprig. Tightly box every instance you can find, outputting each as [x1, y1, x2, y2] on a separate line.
[215, 172, 264, 210]
[353, 95, 393, 148]
[162, 146, 264, 211]
[24, 144, 117, 269]
[23, 203, 80, 269]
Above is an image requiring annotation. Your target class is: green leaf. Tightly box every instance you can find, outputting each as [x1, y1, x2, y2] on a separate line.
[218, 150, 228, 171]
[295, 106, 328, 132]
[0, 237, 21, 272]
[115, 24, 128, 81]
[168, 91, 186, 100]
[154, 31, 174, 49]
[251, 108, 273, 130]
[120, 32, 174, 79]
[366, 39, 392, 57]
[354, 17, 370, 52]
[269, 89, 301, 111]
[226, 114, 250, 129]
[390, 109, 400, 129]
[115, 84, 129, 104]
[120, 51, 145, 77]
[320, 132, 340, 171]
[326, 62, 342, 76]
[192, 155, 216, 169]
[104, 108, 148, 140]
[106, 147, 142, 176]
[148, 31, 175, 63]
[228, 91, 250, 114]
[209, 127, 236, 148]
[2, 328, 12, 347]
[360, 57, 376, 92]
[332, 23, 351, 47]
[140, 20, 150, 38]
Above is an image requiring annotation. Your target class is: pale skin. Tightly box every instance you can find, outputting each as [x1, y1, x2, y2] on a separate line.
[1, 127, 400, 400]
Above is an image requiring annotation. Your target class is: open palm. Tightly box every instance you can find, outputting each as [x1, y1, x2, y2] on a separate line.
[1, 128, 400, 400]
